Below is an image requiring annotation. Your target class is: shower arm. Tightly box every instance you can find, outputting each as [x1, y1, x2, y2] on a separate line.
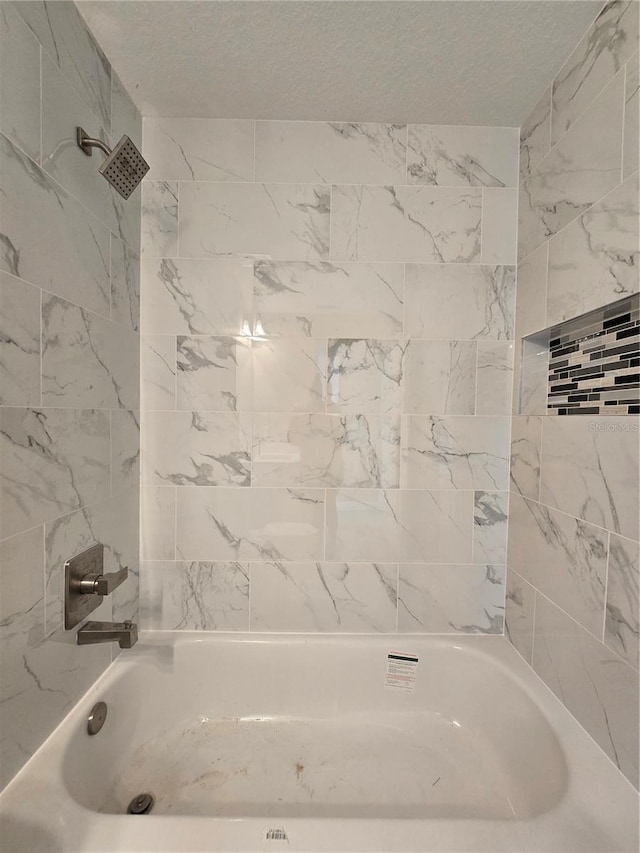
[76, 126, 111, 157]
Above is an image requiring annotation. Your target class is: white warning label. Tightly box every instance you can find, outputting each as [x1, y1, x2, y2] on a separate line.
[385, 652, 418, 692]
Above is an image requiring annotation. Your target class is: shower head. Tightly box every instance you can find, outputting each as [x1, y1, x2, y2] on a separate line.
[76, 127, 149, 199]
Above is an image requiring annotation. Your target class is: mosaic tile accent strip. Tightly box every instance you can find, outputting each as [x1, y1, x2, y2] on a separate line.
[547, 294, 639, 416]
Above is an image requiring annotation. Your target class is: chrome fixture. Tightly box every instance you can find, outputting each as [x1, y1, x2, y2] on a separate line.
[77, 620, 138, 649]
[76, 126, 149, 199]
[87, 701, 108, 736]
[65, 543, 129, 629]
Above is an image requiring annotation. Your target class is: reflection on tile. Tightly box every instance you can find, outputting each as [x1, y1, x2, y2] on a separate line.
[540, 417, 639, 541]
[110, 236, 140, 331]
[546, 174, 640, 325]
[325, 489, 473, 564]
[623, 52, 639, 180]
[179, 182, 330, 261]
[519, 87, 551, 182]
[400, 416, 509, 490]
[473, 490, 508, 565]
[141, 561, 249, 630]
[533, 593, 639, 788]
[177, 487, 325, 562]
[398, 564, 504, 634]
[141, 335, 176, 410]
[0, 4, 40, 162]
[507, 493, 607, 636]
[481, 189, 518, 265]
[327, 339, 405, 415]
[111, 410, 140, 494]
[254, 261, 404, 339]
[144, 118, 254, 182]
[253, 338, 326, 413]
[111, 70, 141, 148]
[404, 265, 515, 340]
[0, 407, 110, 539]
[476, 341, 513, 415]
[403, 340, 476, 415]
[505, 568, 535, 664]
[605, 534, 639, 670]
[331, 185, 482, 263]
[252, 413, 400, 488]
[0, 273, 40, 406]
[140, 485, 175, 561]
[142, 411, 251, 487]
[515, 243, 547, 339]
[510, 415, 542, 501]
[256, 122, 406, 184]
[407, 125, 518, 187]
[177, 336, 251, 412]
[251, 562, 397, 632]
[141, 181, 178, 258]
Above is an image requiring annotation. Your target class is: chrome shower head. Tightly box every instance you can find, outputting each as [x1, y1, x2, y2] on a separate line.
[77, 127, 149, 199]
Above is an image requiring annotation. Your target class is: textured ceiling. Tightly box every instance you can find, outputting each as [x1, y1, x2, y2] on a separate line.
[78, 1, 603, 126]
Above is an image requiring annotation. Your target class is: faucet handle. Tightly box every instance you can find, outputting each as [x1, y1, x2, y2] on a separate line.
[78, 566, 128, 596]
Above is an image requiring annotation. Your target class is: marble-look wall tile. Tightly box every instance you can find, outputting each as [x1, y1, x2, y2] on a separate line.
[141, 336, 176, 410]
[551, 1, 639, 145]
[519, 87, 551, 183]
[140, 485, 175, 561]
[403, 340, 477, 415]
[256, 122, 406, 184]
[177, 335, 251, 412]
[325, 489, 473, 564]
[176, 487, 325, 562]
[253, 261, 404, 339]
[404, 265, 515, 340]
[605, 534, 639, 670]
[473, 490, 508, 565]
[515, 243, 547, 339]
[141, 181, 178, 258]
[179, 182, 330, 261]
[481, 189, 518, 265]
[110, 236, 140, 332]
[140, 258, 253, 336]
[251, 561, 397, 633]
[546, 173, 639, 324]
[1, 133, 111, 317]
[42, 295, 139, 409]
[623, 52, 639, 180]
[507, 493, 607, 636]
[327, 339, 405, 415]
[476, 341, 514, 415]
[398, 564, 504, 634]
[540, 417, 639, 541]
[0, 408, 110, 539]
[510, 415, 542, 501]
[518, 336, 549, 416]
[400, 416, 509, 490]
[331, 185, 482, 263]
[519, 72, 625, 260]
[407, 125, 518, 187]
[111, 410, 140, 494]
[252, 413, 400, 488]
[144, 118, 254, 182]
[533, 593, 639, 788]
[142, 411, 251, 487]
[0, 3, 40, 162]
[505, 568, 535, 664]
[0, 526, 44, 647]
[253, 338, 326, 413]
[111, 71, 142, 149]
[141, 561, 249, 630]
[0, 273, 40, 406]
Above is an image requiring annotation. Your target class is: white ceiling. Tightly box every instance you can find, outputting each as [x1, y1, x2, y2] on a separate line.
[78, 1, 603, 126]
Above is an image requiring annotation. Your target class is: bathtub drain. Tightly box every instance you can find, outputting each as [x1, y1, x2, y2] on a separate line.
[127, 793, 155, 815]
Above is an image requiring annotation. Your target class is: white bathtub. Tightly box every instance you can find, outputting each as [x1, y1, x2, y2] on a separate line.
[0, 633, 637, 852]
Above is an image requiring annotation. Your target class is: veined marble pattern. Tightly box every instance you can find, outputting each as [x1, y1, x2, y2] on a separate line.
[42, 295, 139, 409]
[325, 489, 473, 564]
[398, 564, 504, 634]
[510, 416, 542, 501]
[255, 122, 406, 184]
[110, 237, 140, 332]
[551, 0, 639, 145]
[404, 265, 515, 340]
[253, 261, 404, 339]
[481, 189, 518, 265]
[179, 182, 331, 261]
[0, 3, 40, 162]
[331, 185, 482, 263]
[144, 118, 254, 182]
[403, 340, 477, 415]
[141, 562, 249, 631]
[1, 133, 111, 317]
[252, 413, 400, 488]
[605, 534, 640, 670]
[250, 562, 398, 632]
[515, 243, 547, 339]
[504, 568, 535, 664]
[533, 593, 639, 788]
[176, 487, 325, 562]
[327, 339, 406, 415]
[519, 87, 551, 182]
[0, 272, 40, 406]
[400, 416, 509, 490]
[623, 52, 639, 180]
[0, 408, 110, 539]
[140, 486, 176, 561]
[518, 336, 549, 416]
[111, 410, 140, 494]
[177, 336, 251, 412]
[252, 338, 327, 413]
[142, 411, 251, 487]
[140, 258, 253, 336]
[507, 493, 607, 636]
[0, 526, 44, 649]
[111, 70, 142, 148]
[519, 72, 625, 261]
[476, 341, 514, 415]
[546, 173, 640, 324]
[473, 491, 508, 565]
[407, 125, 518, 187]
[540, 417, 639, 541]
[141, 336, 176, 410]
[141, 181, 178, 258]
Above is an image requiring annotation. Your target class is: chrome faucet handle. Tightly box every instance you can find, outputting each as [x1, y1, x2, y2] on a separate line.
[78, 566, 128, 596]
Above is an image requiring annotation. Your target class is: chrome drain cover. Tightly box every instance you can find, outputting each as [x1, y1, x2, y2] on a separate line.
[127, 793, 154, 815]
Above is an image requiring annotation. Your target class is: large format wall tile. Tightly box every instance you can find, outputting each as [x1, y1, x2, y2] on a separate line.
[403, 340, 477, 415]
[327, 339, 405, 415]
[141, 181, 178, 258]
[504, 568, 535, 664]
[140, 485, 175, 561]
[141, 335, 176, 411]
[476, 341, 514, 415]
[111, 410, 140, 494]
[331, 185, 482, 263]
[481, 189, 518, 265]
[110, 237, 140, 332]
[0, 272, 40, 406]
[179, 182, 331, 260]
[253, 338, 327, 413]
[623, 52, 639, 180]
[111, 70, 142, 148]
[510, 415, 542, 501]
[519, 88, 551, 183]
[473, 490, 508, 565]
[0, 3, 40, 162]
[256, 122, 406, 184]
[605, 534, 640, 670]
[176, 336, 251, 411]
[515, 243, 547, 339]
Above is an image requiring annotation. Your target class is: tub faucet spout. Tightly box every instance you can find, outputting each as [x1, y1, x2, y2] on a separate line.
[77, 620, 138, 649]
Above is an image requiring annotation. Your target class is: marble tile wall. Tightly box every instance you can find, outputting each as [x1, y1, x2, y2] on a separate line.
[0, 1, 141, 791]
[508, 1, 639, 790]
[139, 118, 519, 644]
